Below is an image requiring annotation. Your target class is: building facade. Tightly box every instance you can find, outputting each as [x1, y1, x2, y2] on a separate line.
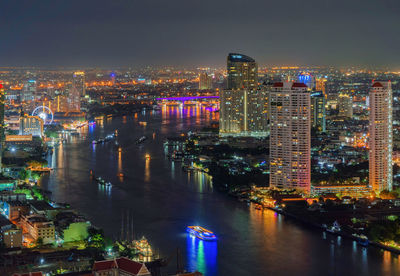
[73, 71, 86, 96]
[19, 115, 44, 137]
[369, 81, 393, 192]
[310, 91, 326, 132]
[199, 72, 212, 90]
[269, 82, 311, 192]
[219, 53, 267, 136]
[338, 93, 353, 118]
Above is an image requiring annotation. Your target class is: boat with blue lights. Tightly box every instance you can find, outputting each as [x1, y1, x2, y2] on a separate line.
[187, 226, 217, 241]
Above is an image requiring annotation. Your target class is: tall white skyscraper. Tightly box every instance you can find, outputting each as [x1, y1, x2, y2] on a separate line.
[269, 82, 311, 192]
[369, 81, 393, 192]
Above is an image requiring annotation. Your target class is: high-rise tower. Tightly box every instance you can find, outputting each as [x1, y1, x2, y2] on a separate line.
[269, 82, 311, 192]
[73, 71, 86, 96]
[369, 81, 393, 192]
[219, 53, 267, 136]
[311, 91, 326, 132]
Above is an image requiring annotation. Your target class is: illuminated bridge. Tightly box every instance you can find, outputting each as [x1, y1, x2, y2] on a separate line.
[155, 96, 219, 101]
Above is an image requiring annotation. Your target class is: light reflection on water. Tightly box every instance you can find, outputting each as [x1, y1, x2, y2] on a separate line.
[42, 106, 400, 276]
[186, 234, 218, 276]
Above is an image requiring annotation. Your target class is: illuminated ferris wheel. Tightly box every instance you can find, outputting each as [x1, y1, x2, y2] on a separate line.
[32, 106, 54, 125]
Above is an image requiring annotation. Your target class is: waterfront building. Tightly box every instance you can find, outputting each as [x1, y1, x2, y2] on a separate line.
[219, 53, 267, 136]
[369, 81, 393, 192]
[22, 80, 36, 102]
[269, 82, 311, 193]
[19, 115, 44, 137]
[93, 257, 151, 276]
[338, 92, 353, 118]
[310, 91, 326, 132]
[20, 215, 55, 244]
[73, 71, 86, 96]
[199, 72, 212, 90]
[310, 184, 372, 198]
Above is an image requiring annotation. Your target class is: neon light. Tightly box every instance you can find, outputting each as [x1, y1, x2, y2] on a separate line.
[156, 96, 219, 101]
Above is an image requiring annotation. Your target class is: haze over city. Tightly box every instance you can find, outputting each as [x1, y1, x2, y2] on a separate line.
[2, 0, 400, 67]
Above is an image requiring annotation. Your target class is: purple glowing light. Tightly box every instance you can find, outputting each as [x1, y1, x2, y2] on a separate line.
[155, 96, 220, 101]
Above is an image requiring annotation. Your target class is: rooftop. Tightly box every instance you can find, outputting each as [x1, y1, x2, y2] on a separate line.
[227, 53, 255, 63]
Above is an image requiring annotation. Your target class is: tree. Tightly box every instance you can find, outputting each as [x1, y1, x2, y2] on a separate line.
[19, 169, 31, 181]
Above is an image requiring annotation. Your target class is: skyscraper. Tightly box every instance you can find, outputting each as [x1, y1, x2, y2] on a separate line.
[338, 92, 353, 118]
[369, 81, 393, 192]
[66, 85, 81, 112]
[22, 80, 36, 102]
[311, 91, 326, 132]
[269, 82, 311, 192]
[73, 71, 86, 96]
[219, 53, 267, 136]
[199, 72, 212, 90]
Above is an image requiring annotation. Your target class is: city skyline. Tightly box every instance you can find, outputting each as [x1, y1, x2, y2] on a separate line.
[2, 0, 400, 68]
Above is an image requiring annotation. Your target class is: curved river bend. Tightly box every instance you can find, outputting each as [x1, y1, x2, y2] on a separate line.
[41, 107, 400, 276]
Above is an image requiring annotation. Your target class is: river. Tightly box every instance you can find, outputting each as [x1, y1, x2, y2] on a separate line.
[40, 106, 400, 276]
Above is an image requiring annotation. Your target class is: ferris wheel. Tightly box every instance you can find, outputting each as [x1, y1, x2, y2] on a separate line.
[32, 106, 54, 125]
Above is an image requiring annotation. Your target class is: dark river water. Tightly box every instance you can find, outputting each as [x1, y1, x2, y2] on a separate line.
[40, 106, 400, 276]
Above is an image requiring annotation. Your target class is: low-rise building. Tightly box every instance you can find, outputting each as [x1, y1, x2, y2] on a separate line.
[0, 214, 22, 248]
[20, 215, 55, 244]
[311, 184, 372, 198]
[3, 200, 30, 221]
[93, 257, 151, 276]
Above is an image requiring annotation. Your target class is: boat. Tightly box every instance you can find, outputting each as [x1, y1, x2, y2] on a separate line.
[326, 221, 341, 234]
[171, 151, 184, 161]
[187, 226, 217, 241]
[136, 136, 148, 144]
[145, 154, 151, 160]
[353, 234, 369, 246]
[139, 121, 147, 126]
[95, 176, 112, 187]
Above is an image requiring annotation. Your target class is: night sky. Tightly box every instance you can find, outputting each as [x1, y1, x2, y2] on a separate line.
[1, 0, 400, 67]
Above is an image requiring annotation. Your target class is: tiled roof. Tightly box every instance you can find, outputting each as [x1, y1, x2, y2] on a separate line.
[93, 257, 148, 275]
[291, 82, 308, 88]
[372, 82, 383, 88]
[273, 82, 283, 87]
[116, 257, 145, 274]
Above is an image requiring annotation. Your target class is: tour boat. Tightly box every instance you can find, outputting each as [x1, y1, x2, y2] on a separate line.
[187, 226, 217, 241]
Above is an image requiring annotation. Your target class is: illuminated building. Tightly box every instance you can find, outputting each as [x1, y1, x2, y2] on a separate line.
[310, 184, 372, 198]
[0, 214, 22, 248]
[220, 53, 267, 136]
[269, 82, 311, 192]
[19, 115, 44, 137]
[199, 72, 212, 90]
[22, 80, 36, 101]
[338, 93, 353, 118]
[310, 91, 326, 132]
[73, 71, 86, 96]
[298, 72, 314, 90]
[66, 85, 81, 111]
[21, 215, 55, 244]
[315, 77, 327, 97]
[369, 81, 393, 192]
